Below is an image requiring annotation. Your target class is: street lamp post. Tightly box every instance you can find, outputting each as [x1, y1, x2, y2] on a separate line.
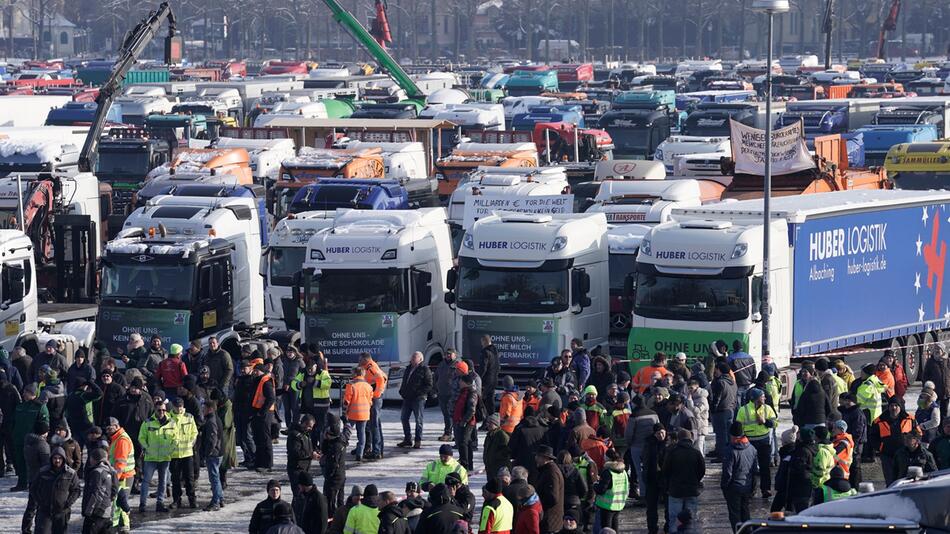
[751, 0, 788, 360]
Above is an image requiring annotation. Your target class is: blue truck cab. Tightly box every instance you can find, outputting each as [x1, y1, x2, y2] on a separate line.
[777, 100, 879, 140]
[852, 124, 939, 167]
[598, 90, 677, 159]
[504, 70, 559, 97]
[288, 179, 409, 213]
[46, 101, 123, 126]
[511, 106, 584, 131]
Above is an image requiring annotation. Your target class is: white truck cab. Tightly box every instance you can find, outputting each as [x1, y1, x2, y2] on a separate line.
[96, 195, 264, 353]
[0, 230, 37, 350]
[117, 86, 174, 124]
[655, 135, 731, 173]
[502, 96, 562, 122]
[448, 212, 609, 381]
[586, 179, 704, 224]
[298, 208, 454, 397]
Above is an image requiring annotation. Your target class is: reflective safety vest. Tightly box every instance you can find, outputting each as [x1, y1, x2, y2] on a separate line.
[765, 377, 781, 413]
[343, 379, 373, 422]
[291, 370, 331, 401]
[252, 374, 276, 411]
[736, 401, 776, 439]
[821, 485, 857, 502]
[594, 469, 629, 512]
[791, 381, 805, 409]
[171, 411, 198, 459]
[874, 415, 916, 452]
[420, 458, 469, 487]
[833, 432, 854, 475]
[811, 443, 836, 488]
[832, 374, 848, 395]
[856, 376, 885, 422]
[499, 392, 523, 434]
[138, 416, 177, 462]
[342, 503, 380, 534]
[479, 494, 514, 533]
[108, 429, 135, 481]
[574, 455, 592, 483]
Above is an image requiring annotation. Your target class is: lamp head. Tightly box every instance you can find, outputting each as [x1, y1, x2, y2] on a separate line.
[752, 0, 790, 13]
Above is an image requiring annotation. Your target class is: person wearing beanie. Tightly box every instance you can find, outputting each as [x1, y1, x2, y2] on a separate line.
[923, 344, 950, 420]
[397, 351, 432, 450]
[319, 412, 347, 515]
[663, 429, 705, 533]
[266, 500, 305, 534]
[727, 340, 757, 398]
[499, 376, 523, 434]
[814, 358, 845, 414]
[836, 392, 867, 486]
[169, 396, 199, 509]
[420, 443, 469, 492]
[65, 347, 94, 394]
[721, 421, 758, 533]
[445, 470, 476, 521]
[65, 374, 102, 449]
[814, 466, 856, 504]
[592, 447, 628, 532]
[29, 339, 66, 383]
[830, 420, 855, 485]
[250, 480, 287, 534]
[522, 379, 541, 414]
[735, 386, 777, 498]
[22, 446, 80, 534]
[513, 483, 543, 534]
[138, 398, 175, 513]
[581, 384, 607, 431]
[769, 424, 800, 513]
[23, 419, 51, 488]
[915, 387, 942, 444]
[870, 398, 919, 485]
[156, 343, 189, 399]
[710, 361, 738, 462]
[81, 446, 117, 534]
[340, 484, 378, 534]
[293, 472, 329, 534]
[894, 430, 938, 481]
[479, 478, 513, 534]
[834, 359, 855, 388]
[483, 413, 511, 482]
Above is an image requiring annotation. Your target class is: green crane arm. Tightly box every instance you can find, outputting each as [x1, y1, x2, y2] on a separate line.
[319, 0, 425, 101]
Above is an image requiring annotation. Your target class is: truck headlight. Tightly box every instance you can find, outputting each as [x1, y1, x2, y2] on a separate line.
[380, 249, 397, 260]
[552, 236, 568, 252]
[654, 148, 664, 161]
[640, 238, 651, 256]
[732, 243, 748, 259]
[462, 233, 474, 250]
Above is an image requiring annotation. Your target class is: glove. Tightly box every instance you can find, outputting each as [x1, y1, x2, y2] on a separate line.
[421, 481, 433, 492]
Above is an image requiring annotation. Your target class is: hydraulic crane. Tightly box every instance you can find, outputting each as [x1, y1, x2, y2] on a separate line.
[319, 0, 425, 104]
[876, 0, 901, 60]
[78, 2, 182, 173]
[821, 0, 834, 69]
[369, 0, 393, 49]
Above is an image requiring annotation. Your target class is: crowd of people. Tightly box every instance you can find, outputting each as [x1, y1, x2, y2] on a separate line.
[1, 331, 948, 534]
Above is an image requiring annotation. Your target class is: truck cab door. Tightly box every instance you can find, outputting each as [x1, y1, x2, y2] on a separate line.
[0, 259, 31, 349]
[408, 267, 434, 350]
[196, 259, 233, 337]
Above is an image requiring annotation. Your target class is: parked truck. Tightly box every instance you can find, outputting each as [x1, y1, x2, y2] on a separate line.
[598, 90, 677, 160]
[434, 141, 539, 200]
[446, 212, 609, 382]
[778, 99, 881, 140]
[872, 98, 950, 137]
[505, 70, 559, 97]
[296, 208, 454, 395]
[287, 179, 408, 213]
[629, 189, 950, 380]
[852, 124, 939, 167]
[272, 146, 385, 219]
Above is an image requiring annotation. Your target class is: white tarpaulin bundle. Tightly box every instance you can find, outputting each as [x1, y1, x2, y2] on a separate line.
[729, 119, 814, 176]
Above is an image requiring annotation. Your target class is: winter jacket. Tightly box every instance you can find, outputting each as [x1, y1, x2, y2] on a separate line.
[793, 380, 836, 427]
[286, 423, 313, 474]
[435, 358, 458, 398]
[923, 356, 950, 399]
[560, 462, 588, 509]
[280, 355, 303, 391]
[499, 391, 524, 433]
[378, 502, 410, 534]
[21, 460, 80, 532]
[667, 406, 697, 438]
[483, 427, 511, 479]
[65, 362, 96, 394]
[292, 487, 329, 534]
[572, 348, 591, 388]
[811, 443, 836, 487]
[24, 432, 51, 483]
[929, 431, 950, 469]
[480, 344, 500, 393]
[452, 385, 478, 427]
[633, 364, 673, 394]
[689, 388, 710, 436]
[139, 414, 177, 462]
[111, 392, 153, 447]
[29, 351, 67, 382]
[530, 460, 564, 532]
[419, 457, 469, 489]
[592, 460, 628, 508]
[453, 484, 477, 521]
[663, 439, 705, 498]
[728, 352, 757, 387]
[65, 381, 102, 439]
[156, 356, 188, 390]
[327, 500, 355, 534]
[250, 497, 288, 534]
[416, 486, 466, 534]
[96, 381, 125, 426]
[319, 432, 346, 486]
[292, 369, 331, 410]
[721, 437, 758, 494]
[542, 364, 578, 396]
[642, 434, 667, 487]
[871, 410, 917, 456]
[205, 348, 233, 394]
[0, 381, 19, 430]
[201, 412, 223, 458]
[170, 410, 198, 459]
[710, 374, 738, 413]
[588, 356, 614, 403]
[13, 400, 47, 466]
[894, 445, 938, 477]
[52, 436, 82, 472]
[0, 356, 23, 391]
[915, 402, 941, 443]
[81, 459, 116, 519]
[787, 441, 817, 502]
[839, 404, 867, 444]
[509, 415, 548, 470]
[266, 521, 305, 534]
[39, 379, 66, 429]
[398, 362, 433, 401]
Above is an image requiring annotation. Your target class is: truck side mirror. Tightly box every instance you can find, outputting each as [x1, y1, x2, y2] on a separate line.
[752, 312, 763, 323]
[259, 247, 269, 278]
[572, 269, 592, 310]
[444, 292, 455, 305]
[446, 267, 458, 290]
[622, 273, 636, 311]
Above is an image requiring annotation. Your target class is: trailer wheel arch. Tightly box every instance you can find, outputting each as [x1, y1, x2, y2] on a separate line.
[911, 332, 940, 383]
[16, 334, 39, 357]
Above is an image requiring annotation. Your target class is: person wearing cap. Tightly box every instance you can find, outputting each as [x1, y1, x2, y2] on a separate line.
[452, 372, 479, 471]
[292, 472, 329, 534]
[341, 483, 378, 534]
[24, 419, 50, 487]
[513, 483, 543, 534]
[720, 421, 758, 533]
[435, 349, 459, 442]
[250, 480, 288, 534]
[357, 352, 387, 461]
[420, 443, 469, 491]
[591, 447, 627, 532]
[169, 396, 198, 509]
[399, 482, 426, 531]
[138, 398, 176, 513]
[105, 416, 134, 531]
[668, 353, 691, 382]
[64, 374, 102, 448]
[813, 466, 856, 504]
[12, 384, 48, 491]
[663, 428, 705, 533]
[479, 478, 513, 534]
[894, 430, 937, 480]
[445, 470, 476, 521]
[65, 348, 95, 394]
[292, 357, 332, 447]
[398, 351, 432, 450]
[29, 339, 66, 383]
[870, 398, 918, 485]
[82, 446, 118, 534]
[483, 413, 511, 482]
[529, 444, 564, 533]
[156, 343, 189, 400]
[735, 387, 776, 498]
[21, 446, 80, 534]
[320, 413, 347, 515]
[830, 420, 854, 483]
[343, 366, 372, 462]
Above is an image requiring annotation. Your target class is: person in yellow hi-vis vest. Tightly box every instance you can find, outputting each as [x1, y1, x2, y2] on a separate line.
[479, 479, 513, 534]
[170, 397, 198, 509]
[735, 388, 777, 499]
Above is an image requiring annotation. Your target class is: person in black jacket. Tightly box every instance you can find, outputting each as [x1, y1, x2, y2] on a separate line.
[267, 500, 305, 534]
[792, 367, 835, 430]
[642, 424, 668, 534]
[509, 409, 549, 476]
[785, 428, 817, 513]
[397, 351, 432, 449]
[22, 447, 81, 534]
[710, 362, 738, 462]
[234, 359, 257, 468]
[250, 480, 287, 534]
[558, 450, 589, 522]
[377, 491, 410, 534]
[0, 369, 20, 473]
[251, 364, 277, 471]
[65, 378, 102, 448]
[415, 484, 466, 534]
[721, 422, 759, 533]
[662, 429, 705, 533]
[770, 425, 799, 513]
[531, 444, 565, 533]
[95, 371, 124, 427]
[287, 415, 316, 498]
[201, 400, 224, 511]
[81, 447, 117, 534]
[445, 471, 476, 521]
[292, 472, 328, 534]
[111, 377, 153, 494]
[479, 335, 500, 415]
[319, 413, 347, 515]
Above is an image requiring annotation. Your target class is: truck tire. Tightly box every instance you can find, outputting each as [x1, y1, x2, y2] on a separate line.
[887, 338, 907, 377]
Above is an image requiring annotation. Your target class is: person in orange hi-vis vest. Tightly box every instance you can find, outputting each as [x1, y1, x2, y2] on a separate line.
[344, 366, 373, 462]
[875, 362, 896, 401]
[250, 363, 277, 471]
[499, 376, 523, 434]
[359, 352, 388, 460]
[633, 353, 673, 395]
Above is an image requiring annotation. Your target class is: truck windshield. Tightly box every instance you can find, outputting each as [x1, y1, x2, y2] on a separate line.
[0, 209, 21, 229]
[456, 266, 569, 313]
[890, 171, 950, 190]
[269, 246, 306, 286]
[606, 128, 650, 155]
[609, 253, 634, 292]
[634, 272, 749, 321]
[306, 269, 408, 313]
[97, 150, 151, 178]
[101, 263, 195, 304]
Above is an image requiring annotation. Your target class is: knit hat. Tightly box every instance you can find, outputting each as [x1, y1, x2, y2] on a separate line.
[748, 388, 764, 400]
[616, 371, 631, 383]
[130, 377, 144, 389]
[730, 421, 744, 437]
[484, 479, 503, 495]
[815, 426, 830, 442]
[439, 444, 454, 456]
[781, 425, 799, 446]
[456, 361, 469, 375]
[296, 472, 313, 487]
[274, 500, 294, 520]
[486, 413, 500, 427]
[350, 485, 363, 497]
[33, 420, 49, 435]
[496, 467, 511, 479]
[502, 375, 516, 391]
[363, 484, 378, 498]
[46, 339, 58, 348]
[169, 343, 183, 356]
[267, 479, 280, 490]
[861, 363, 875, 374]
[653, 386, 669, 399]
[834, 420, 848, 432]
[582, 385, 598, 397]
